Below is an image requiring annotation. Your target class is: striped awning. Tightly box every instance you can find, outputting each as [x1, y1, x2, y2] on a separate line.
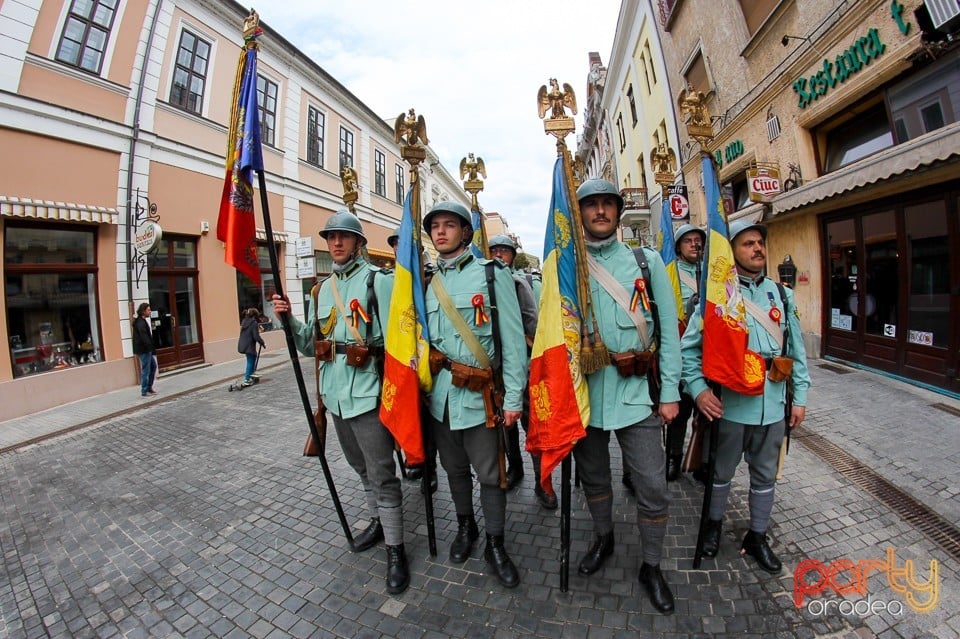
[255, 228, 289, 242]
[0, 196, 119, 224]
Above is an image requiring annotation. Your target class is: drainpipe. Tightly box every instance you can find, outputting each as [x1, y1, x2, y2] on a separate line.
[124, 0, 164, 320]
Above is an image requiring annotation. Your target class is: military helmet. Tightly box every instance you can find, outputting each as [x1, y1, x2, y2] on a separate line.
[576, 178, 624, 214]
[387, 225, 401, 247]
[488, 234, 517, 252]
[674, 223, 706, 254]
[422, 201, 474, 244]
[319, 209, 366, 245]
[727, 218, 767, 242]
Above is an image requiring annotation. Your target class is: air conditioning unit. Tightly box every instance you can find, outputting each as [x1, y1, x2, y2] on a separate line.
[926, 0, 960, 30]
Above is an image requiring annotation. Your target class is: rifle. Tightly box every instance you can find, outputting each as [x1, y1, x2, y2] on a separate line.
[776, 378, 794, 480]
[693, 383, 720, 569]
[485, 262, 510, 490]
[681, 408, 709, 472]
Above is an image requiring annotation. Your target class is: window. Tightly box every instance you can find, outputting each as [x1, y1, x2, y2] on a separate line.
[826, 218, 857, 332]
[888, 53, 959, 143]
[627, 85, 638, 127]
[170, 30, 211, 115]
[307, 106, 325, 167]
[395, 164, 405, 204]
[683, 51, 710, 96]
[339, 127, 354, 173]
[644, 42, 657, 84]
[862, 211, 898, 338]
[257, 76, 278, 147]
[375, 149, 386, 197]
[640, 56, 652, 95]
[905, 201, 949, 347]
[236, 243, 282, 332]
[56, 0, 118, 73]
[821, 101, 893, 172]
[5, 225, 101, 378]
[616, 113, 626, 151]
[737, 0, 778, 36]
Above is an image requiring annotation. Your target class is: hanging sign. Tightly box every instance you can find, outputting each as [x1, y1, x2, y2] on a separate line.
[667, 185, 689, 220]
[134, 221, 162, 254]
[747, 167, 782, 203]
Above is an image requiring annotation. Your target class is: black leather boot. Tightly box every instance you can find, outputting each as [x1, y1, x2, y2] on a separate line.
[534, 483, 558, 510]
[449, 515, 478, 563]
[702, 519, 722, 558]
[638, 563, 675, 614]
[385, 544, 410, 594]
[505, 466, 524, 491]
[741, 530, 782, 574]
[484, 534, 520, 588]
[666, 454, 682, 482]
[352, 517, 384, 552]
[406, 465, 424, 480]
[578, 531, 614, 576]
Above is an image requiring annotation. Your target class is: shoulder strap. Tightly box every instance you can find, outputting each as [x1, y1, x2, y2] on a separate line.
[366, 269, 379, 344]
[586, 250, 651, 349]
[429, 274, 492, 369]
[329, 276, 366, 345]
[486, 263, 503, 371]
[634, 247, 661, 351]
[776, 281, 790, 354]
[741, 280, 785, 352]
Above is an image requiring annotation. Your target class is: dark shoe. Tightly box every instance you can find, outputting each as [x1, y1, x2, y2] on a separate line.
[424, 473, 438, 495]
[702, 519, 722, 558]
[484, 534, 520, 588]
[666, 454, 682, 482]
[578, 531, 615, 576]
[406, 465, 424, 481]
[505, 466, 524, 491]
[385, 544, 410, 594]
[147, 389, 158, 395]
[352, 517, 384, 553]
[692, 467, 709, 485]
[638, 563, 675, 614]
[449, 515, 478, 563]
[741, 530, 782, 574]
[534, 483, 558, 510]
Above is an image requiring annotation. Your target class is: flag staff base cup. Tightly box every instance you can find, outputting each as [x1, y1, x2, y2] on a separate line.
[692, 408, 720, 569]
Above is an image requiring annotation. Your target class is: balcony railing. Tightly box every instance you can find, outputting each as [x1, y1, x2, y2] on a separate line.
[621, 187, 649, 210]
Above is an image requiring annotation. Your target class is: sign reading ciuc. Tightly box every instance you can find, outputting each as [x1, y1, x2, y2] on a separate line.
[134, 221, 162, 254]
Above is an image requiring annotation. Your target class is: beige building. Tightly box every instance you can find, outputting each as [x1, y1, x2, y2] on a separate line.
[0, 0, 467, 419]
[601, 0, 959, 395]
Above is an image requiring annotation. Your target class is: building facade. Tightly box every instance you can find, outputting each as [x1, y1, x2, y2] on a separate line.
[639, 0, 958, 395]
[0, 0, 467, 419]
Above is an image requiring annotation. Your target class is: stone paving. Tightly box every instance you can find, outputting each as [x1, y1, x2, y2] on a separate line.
[0, 358, 958, 638]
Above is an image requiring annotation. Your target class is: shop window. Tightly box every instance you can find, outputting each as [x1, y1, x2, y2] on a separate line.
[257, 75, 278, 147]
[5, 225, 101, 378]
[169, 30, 210, 115]
[375, 149, 386, 197]
[55, 0, 118, 74]
[888, 50, 959, 143]
[905, 201, 949, 347]
[236, 243, 281, 331]
[826, 218, 858, 332]
[722, 174, 751, 213]
[395, 164, 405, 204]
[820, 101, 893, 172]
[339, 127, 354, 174]
[862, 211, 898, 338]
[307, 106, 325, 167]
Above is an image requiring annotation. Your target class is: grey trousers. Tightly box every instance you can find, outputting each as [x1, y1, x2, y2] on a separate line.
[331, 408, 404, 545]
[712, 418, 785, 490]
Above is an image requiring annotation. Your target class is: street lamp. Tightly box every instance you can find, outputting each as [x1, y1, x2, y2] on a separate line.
[778, 254, 797, 288]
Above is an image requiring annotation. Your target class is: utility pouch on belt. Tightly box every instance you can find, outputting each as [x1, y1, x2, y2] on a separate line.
[449, 361, 491, 391]
[767, 356, 793, 383]
[610, 351, 637, 378]
[315, 339, 334, 362]
[633, 350, 654, 376]
[429, 349, 447, 376]
[344, 343, 370, 368]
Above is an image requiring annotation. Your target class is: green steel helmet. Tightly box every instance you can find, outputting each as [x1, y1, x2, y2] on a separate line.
[674, 223, 706, 253]
[422, 200, 474, 243]
[488, 234, 517, 252]
[575, 178, 624, 213]
[727, 218, 767, 243]
[319, 209, 367, 245]
[387, 226, 401, 247]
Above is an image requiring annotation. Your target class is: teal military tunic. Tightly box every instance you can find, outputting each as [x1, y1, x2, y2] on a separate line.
[425, 251, 527, 430]
[677, 259, 698, 308]
[585, 241, 681, 429]
[288, 254, 393, 419]
[680, 273, 811, 424]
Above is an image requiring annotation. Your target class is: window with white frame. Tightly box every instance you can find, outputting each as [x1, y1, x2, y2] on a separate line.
[307, 106, 325, 167]
[375, 150, 386, 197]
[339, 127, 354, 173]
[56, 0, 119, 74]
[169, 30, 211, 115]
[257, 75, 278, 147]
[395, 164, 405, 204]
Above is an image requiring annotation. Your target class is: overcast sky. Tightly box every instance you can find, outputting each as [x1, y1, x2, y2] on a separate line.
[262, 1, 622, 260]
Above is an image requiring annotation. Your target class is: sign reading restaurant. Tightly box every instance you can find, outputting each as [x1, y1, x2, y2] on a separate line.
[791, 27, 886, 109]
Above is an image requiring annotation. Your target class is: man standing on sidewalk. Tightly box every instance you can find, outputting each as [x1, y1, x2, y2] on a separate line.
[273, 210, 410, 595]
[681, 219, 811, 574]
[572, 179, 680, 614]
[132, 303, 157, 397]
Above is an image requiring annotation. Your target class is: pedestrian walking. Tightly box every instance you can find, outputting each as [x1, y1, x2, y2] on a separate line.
[237, 308, 265, 386]
[272, 210, 410, 594]
[571, 178, 680, 614]
[680, 219, 811, 574]
[132, 302, 157, 398]
[422, 201, 528, 588]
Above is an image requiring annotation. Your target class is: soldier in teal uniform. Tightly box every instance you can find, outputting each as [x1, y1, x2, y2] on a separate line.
[572, 179, 680, 615]
[272, 210, 410, 594]
[488, 234, 556, 509]
[423, 202, 528, 588]
[680, 219, 811, 574]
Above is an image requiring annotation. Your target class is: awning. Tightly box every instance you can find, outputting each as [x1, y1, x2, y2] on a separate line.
[0, 196, 119, 224]
[728, 201, 767, 224]
[773, 122, 960, 215]
[255, 228, 289, 242]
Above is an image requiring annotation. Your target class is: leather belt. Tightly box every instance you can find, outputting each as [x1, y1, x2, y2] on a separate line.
[333, 344, 383, 357]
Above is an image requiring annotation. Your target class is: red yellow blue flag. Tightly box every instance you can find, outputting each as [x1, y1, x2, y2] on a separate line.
[380, 188, 432, 464]
[658, 197, 684, 320]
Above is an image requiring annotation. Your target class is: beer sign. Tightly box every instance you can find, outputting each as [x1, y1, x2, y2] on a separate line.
[747, 167, 782, 203]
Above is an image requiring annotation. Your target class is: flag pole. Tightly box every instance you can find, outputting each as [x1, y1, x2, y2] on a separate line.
[241, 11, 356, 549]
[394, 109, 437, 557]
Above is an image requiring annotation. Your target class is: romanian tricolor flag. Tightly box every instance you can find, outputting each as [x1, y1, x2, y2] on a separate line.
[217, 41, 262, 285]
[699, 155, 765, 395]
[469, 206, 489, 258]
[658, 197, 684, 320]
[379, 189, 432, 464]
[526, 158, 590, 490]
